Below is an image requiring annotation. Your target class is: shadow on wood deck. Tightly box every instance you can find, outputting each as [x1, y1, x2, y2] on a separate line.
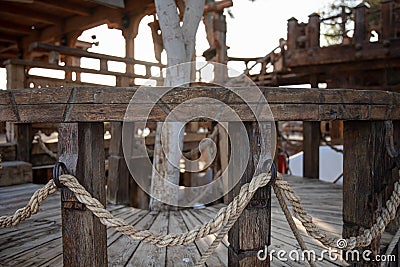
[0, 175, 393, 266]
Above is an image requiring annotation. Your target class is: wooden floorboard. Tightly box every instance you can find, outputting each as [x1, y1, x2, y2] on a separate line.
[0, 175, 395, 266]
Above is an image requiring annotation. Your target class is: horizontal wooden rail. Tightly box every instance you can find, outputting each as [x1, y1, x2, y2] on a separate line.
[29, 42, 165, 68]
[0, 87, 399, 122]
[4, 59, 163, 81]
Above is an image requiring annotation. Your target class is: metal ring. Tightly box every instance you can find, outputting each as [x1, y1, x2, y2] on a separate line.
[266, 161, 277, 187]
[52, 162, 68, 188]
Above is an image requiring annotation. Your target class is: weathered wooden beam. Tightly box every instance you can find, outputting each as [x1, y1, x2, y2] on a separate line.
[36, 0, 92, 16]
[343, 121, 395, 265]
[0, 20, 32, 35]
[107, 122, 133, 205]
[1, 87, 399, 123]
[0, 33, 18, 44]
[354, 3, 369, 44]
[228, 122, 272, 266]
[381, 0, 395, 40]
[58, 123, 107, 266]
[0, 4, 61, 25]
[303, 121, 320, 179]
[285, 40, 400, 68]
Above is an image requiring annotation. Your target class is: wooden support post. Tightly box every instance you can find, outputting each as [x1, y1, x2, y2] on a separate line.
[58, 123, 107, 266]
[107, 122, 132, 205]
[385, 121, 400, 261]
[381, 0, 395, 40]
[6, 62, 32, 162]
[13, 123, 32, 162]
[228, 122, 271, 266]
[303, 121, 320, 179]
[343, 121, 394, 265]
[214, 12, 228, 82]
[287, 17, 298, 50]
[354, 3, 369, 44]
[307, 13, 320, 48]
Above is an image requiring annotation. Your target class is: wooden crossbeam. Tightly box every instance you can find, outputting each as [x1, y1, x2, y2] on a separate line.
[0, 4, 61, 25]
[36, 0, 92, 16]
[0, 87, 399, 123]
[0, 20, 33, 35]
[0, 33, 18, 44]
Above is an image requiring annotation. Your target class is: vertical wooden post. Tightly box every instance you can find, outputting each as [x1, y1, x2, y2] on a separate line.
[107, 122, 132, 205]
[58, 123, 107, 266]
[303, 121, 320, 179]
[228, 122, 271, 266]
[386, 121, 400, 259]
[343, 121, 393, 265]
[287, 17, 298, 50]
[6, 62, 32, 162]
[214, 12, 228, 82]
[354, 3, 369, 44]
[381, 0, 395, 40]
[307, 13, 320, 48]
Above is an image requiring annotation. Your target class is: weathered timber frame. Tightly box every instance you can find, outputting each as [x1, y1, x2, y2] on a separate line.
[1, 86, 400, 266]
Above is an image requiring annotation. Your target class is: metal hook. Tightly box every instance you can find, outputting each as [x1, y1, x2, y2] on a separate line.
[52, 162, 69, 188]
[267, 161, 277, 187]
[259, 159, 277, 187]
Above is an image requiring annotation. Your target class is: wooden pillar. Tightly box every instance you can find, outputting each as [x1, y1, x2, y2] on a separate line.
[343, 121, 395, 265]
[287, 17, 298, 50]
[107, 122, 132, 205]
[354, 3, 369, 44]
[214, 12, 228, 82]
[5, 62, 32, 162]
[307, 13, 320, 48]
[58, 123, 107, 266]
[381, 0, 395, 40]
[303, 121, 320, 179]
[228, 122, 271, 266]
[107, 15, 143, 207]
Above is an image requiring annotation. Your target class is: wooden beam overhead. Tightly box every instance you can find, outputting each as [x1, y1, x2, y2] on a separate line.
[36, 5, 123, 43]
[0, 33, 19, 43]
[0, 4, 61, 25]
[36, 0, 92, 16]
[0, 20, 34, 35]
[88, 0, 125, 8]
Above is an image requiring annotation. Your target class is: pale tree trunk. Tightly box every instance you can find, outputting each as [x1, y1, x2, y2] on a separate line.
[150, 0, 204, 210]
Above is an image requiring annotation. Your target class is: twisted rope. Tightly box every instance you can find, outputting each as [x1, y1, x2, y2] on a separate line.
[277, 176, 400, 250]
[34, 134, 58, 160]
[0, 180, 57, 227]
[2, 170, 400, 261]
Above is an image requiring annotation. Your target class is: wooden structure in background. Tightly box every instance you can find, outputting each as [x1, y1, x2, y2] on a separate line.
[232, 0, 400, 179]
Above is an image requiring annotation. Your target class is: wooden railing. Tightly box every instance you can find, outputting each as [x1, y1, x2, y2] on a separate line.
[1, 86, 399, 265]
[4, 42, 165, 89]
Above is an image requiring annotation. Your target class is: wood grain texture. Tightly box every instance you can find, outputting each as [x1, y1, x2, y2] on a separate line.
[0, 87, 399, 122]
[58, 123, 107, 266]
[343, 121, 394, 266]
[228, 122, 272, 266]
[303, 121, 320, 179]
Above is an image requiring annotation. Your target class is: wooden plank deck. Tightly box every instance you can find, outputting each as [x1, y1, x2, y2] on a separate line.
[0, 175, 394, 266]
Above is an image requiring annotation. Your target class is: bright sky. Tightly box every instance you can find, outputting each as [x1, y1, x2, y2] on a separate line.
[0, 0, 328, 89]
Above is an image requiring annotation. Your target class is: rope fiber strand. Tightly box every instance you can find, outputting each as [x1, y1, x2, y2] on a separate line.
[1, 170, 400, 264]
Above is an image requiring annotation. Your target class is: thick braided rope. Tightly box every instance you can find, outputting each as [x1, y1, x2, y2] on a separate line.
[2, 171, 400, 254]
[277, 178, 400, 250]
[0, 180, 57, 227]
[59, 172, 271, 247]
